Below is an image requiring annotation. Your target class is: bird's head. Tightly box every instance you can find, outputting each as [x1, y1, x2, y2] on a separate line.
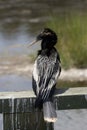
[37, 28, 57, 43]
[29, 28, 58, 49]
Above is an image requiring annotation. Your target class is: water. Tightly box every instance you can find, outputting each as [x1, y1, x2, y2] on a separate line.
[0, 0, 87, 130]
[0, 75, 32, 92]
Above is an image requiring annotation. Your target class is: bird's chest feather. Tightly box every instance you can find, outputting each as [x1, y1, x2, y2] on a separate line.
[37, 52, 57, 68]
[36, 51, 57, 78]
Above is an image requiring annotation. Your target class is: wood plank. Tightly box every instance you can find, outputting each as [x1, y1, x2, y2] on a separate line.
[55, 87, 87, 97]
[0, 87, 87, 99]
[0, 87, 87, 113]
[54, 95, 87, 110]
[3, 111, 51, 130]
[1, 87, 87, 130]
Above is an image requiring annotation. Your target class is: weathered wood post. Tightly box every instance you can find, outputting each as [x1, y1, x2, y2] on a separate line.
[0, 87, 87, 130]
[2, 98, 54, 130]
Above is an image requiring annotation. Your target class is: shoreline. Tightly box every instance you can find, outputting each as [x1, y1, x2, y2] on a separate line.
[0, 55, 87, 81]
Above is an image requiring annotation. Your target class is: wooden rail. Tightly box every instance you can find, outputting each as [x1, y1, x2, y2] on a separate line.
[0, 87, 87, 130]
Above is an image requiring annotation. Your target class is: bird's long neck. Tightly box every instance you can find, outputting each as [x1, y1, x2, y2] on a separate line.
[41, 40, 47, 50]
[38, 40, 52, 56]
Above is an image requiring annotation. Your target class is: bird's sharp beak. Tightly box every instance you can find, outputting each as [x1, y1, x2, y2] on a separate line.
[27, 39, 39, 48]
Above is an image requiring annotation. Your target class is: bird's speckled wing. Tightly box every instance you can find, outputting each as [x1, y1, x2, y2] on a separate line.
[32, 49, 61, 101]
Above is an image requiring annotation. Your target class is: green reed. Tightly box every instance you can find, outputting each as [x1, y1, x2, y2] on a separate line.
[46, 13, 87, 69]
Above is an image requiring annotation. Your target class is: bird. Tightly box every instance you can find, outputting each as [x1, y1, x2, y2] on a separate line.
[30, 28, 61, 122]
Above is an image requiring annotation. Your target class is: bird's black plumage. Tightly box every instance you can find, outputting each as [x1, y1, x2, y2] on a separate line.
[32, 28, 61, 122]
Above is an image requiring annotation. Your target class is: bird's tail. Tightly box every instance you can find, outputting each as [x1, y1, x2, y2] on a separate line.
[43, 101, 57, 122]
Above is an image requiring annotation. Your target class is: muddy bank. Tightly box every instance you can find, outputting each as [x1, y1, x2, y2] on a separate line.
[0, 55, 87, 81]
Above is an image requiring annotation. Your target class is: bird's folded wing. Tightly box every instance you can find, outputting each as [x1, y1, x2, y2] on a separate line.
[32, 53, 61, 101]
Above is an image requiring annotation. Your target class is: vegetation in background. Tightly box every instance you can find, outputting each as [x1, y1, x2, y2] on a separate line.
[46, 12, 87, 69]
[29, 53, 37, 63]
[57, 80, 87, 88]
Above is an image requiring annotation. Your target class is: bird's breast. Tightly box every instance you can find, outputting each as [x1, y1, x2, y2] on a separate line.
[37, 52, 57, 66]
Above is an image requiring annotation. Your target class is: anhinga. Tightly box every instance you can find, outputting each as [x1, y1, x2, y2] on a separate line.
[30, 28, 61, 122]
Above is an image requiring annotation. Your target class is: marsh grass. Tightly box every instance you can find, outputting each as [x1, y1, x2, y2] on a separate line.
[46, 12, 87, 69]
[29, 53, 37, 63]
